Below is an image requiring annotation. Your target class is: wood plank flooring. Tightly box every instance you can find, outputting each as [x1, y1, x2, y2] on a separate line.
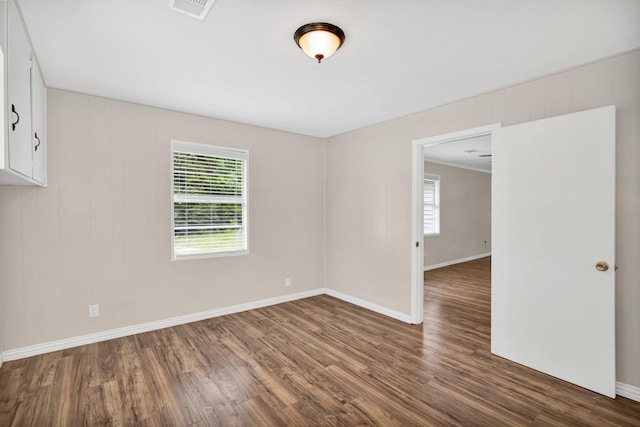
[1, 257, 639, 425]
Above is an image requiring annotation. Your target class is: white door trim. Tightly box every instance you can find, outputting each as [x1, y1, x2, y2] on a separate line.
[411, 123, 501, 324]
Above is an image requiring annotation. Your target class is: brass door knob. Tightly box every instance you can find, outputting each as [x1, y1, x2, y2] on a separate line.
[595, 261, 609, 272]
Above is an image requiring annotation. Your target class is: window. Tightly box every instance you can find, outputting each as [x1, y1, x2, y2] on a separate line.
[171, 141, 248, 260]
[424, 174, 440, 235]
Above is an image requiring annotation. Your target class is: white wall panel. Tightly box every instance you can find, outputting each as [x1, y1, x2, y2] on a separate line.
[0, 90, 325, 351]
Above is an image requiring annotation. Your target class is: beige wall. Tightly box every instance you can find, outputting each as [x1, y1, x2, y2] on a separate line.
[423, 162, 491, 267]
[0, 51, 638, 389]
[0, 89, 325, 350]
[325, 50, 640, 387]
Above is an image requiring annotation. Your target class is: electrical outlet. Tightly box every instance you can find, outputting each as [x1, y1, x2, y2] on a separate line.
[89, 304, 99, 318]
[285, 278, 291, 288]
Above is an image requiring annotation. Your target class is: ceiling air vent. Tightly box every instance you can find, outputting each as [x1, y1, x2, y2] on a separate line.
[169, 0, 216, 20]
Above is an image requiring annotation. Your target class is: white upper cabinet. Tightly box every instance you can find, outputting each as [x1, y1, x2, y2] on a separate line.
[0, 1, 46, 186]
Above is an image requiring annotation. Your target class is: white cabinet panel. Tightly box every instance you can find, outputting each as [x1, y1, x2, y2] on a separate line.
[7, 1, 32, 178]
[31, 60, 46, 185]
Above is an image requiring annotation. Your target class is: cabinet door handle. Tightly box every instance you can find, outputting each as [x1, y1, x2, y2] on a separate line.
[34, 132, 41, 152]
[11, 104, 20, 131]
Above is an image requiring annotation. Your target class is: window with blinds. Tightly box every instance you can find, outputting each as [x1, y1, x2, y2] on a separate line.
[171, 141, 248, 260]
[424, 174, 440, 235]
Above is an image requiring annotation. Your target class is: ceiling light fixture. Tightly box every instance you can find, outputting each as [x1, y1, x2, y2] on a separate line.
[294, 22, 345, 63]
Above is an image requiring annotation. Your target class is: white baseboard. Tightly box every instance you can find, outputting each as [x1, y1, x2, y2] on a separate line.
[324, 288, 413, 323]
[424, 252, 491, 271]
[617, 381, 640, 402]
[1, 287, 413, 362]
[1, 288, 324, 362]
[3, 289, 638, 404]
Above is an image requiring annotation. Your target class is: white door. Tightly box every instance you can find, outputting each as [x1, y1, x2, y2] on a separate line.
[491, 105, 616, 398]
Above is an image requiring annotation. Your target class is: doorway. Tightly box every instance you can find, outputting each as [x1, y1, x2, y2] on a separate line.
[410, 124, 500, 324]
[412, 106, 616, 397]
[422, 135, 492, 270]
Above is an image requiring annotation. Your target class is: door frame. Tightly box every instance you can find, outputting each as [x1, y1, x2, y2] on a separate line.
[410, 123, 501, 324]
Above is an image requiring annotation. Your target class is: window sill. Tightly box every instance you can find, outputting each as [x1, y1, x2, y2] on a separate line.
[172, 249, 249, 261]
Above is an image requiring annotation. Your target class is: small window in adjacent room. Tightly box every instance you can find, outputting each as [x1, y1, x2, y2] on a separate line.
[424, 174, 440, 235]
[171, 141, 248, 260]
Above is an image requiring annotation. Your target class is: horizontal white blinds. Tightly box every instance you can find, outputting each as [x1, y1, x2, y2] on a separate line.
[172, 142, 248, 258]
[424, 174, 440, 234]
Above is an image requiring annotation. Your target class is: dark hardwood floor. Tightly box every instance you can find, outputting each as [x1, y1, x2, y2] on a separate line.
[1, 257, 639, 426]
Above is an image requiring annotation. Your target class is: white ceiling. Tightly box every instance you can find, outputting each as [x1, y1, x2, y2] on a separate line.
[17, 0, 640, 138]
[424, 135, 492, 173]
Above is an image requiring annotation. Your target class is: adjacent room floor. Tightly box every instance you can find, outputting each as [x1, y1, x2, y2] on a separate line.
[0, 257, 639, 425]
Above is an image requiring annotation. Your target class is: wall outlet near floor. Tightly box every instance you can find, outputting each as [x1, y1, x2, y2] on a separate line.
[89, 304, 99, 318]
[285, 278, 291, 288]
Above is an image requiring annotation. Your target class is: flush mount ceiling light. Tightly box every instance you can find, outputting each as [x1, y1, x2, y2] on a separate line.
[293, 22, 345, 63]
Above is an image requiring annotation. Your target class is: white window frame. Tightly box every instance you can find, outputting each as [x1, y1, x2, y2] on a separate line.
[171, 140, 249, 260]
[424, 173, 440, 236]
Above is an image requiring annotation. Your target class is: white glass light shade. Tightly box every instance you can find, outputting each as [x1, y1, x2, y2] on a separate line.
[294, 23, 345, 63]
[298, 30, 341, 62]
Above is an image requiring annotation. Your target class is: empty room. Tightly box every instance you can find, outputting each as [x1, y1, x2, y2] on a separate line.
[1, 0, 639, 425]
